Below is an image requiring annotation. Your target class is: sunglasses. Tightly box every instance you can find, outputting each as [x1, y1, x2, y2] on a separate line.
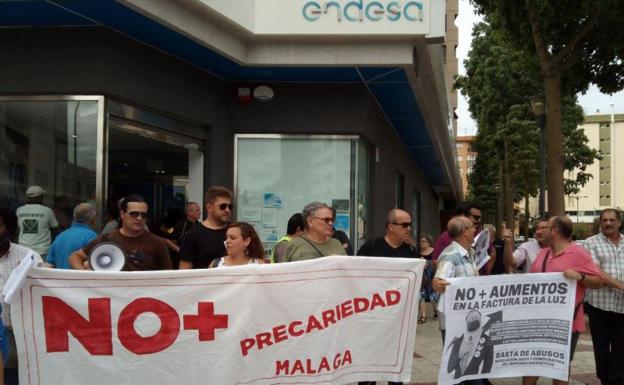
[128, 211, 148, 219]
[314, 217, 334, 224]
[470, 215, 481, 222]
[393, 222, 412, 228]
[217, 203, 233, 211]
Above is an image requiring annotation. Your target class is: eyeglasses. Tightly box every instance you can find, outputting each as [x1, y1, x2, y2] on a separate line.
[469, 215, 481, 222]
[218, 203, 233, 211]
[392, 222, 412, 228]
[314, 217, 334, 225]
[128, 211, 148, 220]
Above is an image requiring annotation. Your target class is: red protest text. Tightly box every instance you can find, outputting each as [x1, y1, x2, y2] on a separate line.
[275, 349, 352, 376]
[42, 296, 228, 356]
[240, 290, 401, 357]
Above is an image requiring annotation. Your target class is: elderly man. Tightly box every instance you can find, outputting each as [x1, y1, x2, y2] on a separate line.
[180, 187, 233, 269]
[356, 208, 416, 385]
[524, 216, 603, 385]
[432, 202, 482, 261]
[584, 209, 624, 385]
[432, 216, 483, 385]
[357, 209, 417, 258]
[16, 185, 59, 259]
[503, 218, 550, 273]
[69, 195, 171, 271]
[285, 202, 346, 262]
[46, 203, 97, 269]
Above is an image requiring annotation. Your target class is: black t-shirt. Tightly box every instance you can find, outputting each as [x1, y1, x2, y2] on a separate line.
[179, 223, 227, 269]
[172, 219, 197, 245]
[357, 236, 417, 258]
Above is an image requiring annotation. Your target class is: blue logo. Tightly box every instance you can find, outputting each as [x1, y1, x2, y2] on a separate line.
[303, 0, 424, 22]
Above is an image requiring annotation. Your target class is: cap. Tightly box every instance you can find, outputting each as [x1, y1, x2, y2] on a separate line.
[25, 185, 45, 198]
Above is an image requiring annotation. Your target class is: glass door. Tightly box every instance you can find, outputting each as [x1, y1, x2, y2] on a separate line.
[106, 116, 204, 233]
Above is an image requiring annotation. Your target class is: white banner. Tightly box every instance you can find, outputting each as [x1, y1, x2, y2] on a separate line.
[10, 256, 424, 385]
[439, 273, 576, 384]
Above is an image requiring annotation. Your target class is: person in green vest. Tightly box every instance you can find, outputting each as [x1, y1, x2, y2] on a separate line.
[272, 213, 304, 263]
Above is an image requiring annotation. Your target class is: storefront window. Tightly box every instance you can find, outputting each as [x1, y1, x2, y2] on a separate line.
[235, 135, 369, 255]
[0, 98, 101, 230]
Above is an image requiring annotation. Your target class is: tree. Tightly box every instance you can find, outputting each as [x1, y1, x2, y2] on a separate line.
[469, 0, 624, 215]
[458, 21, 600, 232]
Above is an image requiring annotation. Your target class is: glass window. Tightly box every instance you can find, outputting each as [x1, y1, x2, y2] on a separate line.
[0, 99, 100, 230]
[235, 136, 368, 255]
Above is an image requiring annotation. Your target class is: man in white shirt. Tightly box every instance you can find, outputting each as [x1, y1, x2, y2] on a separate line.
[16, 185, 59, 258]
[0, 206, 43, 376]
[502, 218, 549, 273]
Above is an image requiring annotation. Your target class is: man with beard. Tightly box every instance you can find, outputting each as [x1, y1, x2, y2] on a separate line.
[179, 187, 233, 269]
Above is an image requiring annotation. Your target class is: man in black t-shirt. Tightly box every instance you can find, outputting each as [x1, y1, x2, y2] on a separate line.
[357, 209, 416, 385]
[179, 187, 233, 269]
[357, 209, 417, 259]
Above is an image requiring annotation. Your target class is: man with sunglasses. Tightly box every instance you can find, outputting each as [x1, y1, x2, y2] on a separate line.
[179, 186, 233, 269]
[355, 209, 416, 385]
[357, 209, 417, 259]
[69, 195, 172, 271]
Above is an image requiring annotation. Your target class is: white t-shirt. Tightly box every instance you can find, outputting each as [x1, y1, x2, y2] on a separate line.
[16, 204, 59, 255]
[0, 243, 43, 327]
[513, 238, 543, 273]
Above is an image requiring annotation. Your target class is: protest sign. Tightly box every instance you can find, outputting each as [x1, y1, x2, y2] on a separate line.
[9, 256, 424, 385]
[473, 229, 490, 270]
[439, 273, 576, 384]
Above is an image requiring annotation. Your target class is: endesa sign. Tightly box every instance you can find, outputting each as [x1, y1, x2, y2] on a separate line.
[11, 257, 424, 385]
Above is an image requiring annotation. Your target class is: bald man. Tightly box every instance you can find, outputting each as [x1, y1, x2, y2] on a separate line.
[356, 209, 417, 385]
[357, 209, 417, 259]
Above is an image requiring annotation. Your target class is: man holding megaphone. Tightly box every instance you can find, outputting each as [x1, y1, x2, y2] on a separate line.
[69, 195, 172, 271]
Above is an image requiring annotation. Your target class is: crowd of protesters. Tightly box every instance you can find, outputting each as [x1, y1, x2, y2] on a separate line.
[0, 184, 622, 385]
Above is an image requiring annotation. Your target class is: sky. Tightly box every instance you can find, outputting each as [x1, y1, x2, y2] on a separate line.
[455, 0, 624, 136]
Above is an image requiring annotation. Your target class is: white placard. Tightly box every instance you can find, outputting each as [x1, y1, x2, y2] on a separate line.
[439, 273, 576, 384]
[12, 257, 424, 385]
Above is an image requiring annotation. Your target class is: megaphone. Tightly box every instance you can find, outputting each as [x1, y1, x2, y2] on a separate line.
[89, 242, 126, 271]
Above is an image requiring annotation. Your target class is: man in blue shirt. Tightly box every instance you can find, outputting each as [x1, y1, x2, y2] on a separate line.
[47, 203, 97, 269]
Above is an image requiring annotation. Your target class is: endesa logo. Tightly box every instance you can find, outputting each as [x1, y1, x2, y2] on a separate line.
[303, 0, 424, 22]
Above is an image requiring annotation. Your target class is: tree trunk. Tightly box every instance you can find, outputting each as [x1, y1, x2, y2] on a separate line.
[496, 163, 504, 236]
[503, 140, 515, 233]
[524, 194, 530, 239]
[544, 73, 565, 215]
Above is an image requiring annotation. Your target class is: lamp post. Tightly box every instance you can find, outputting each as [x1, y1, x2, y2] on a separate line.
[530, 94, 547, 218]
[573, 195, 588, 223]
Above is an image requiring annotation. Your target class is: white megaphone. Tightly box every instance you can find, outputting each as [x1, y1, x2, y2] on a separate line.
[89, 242, 126, 271]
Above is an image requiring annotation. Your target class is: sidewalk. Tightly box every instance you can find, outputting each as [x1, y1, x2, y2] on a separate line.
[404, 316, 600, 385]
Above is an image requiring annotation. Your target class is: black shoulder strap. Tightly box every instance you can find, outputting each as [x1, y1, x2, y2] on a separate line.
[300, 236, 325, 258]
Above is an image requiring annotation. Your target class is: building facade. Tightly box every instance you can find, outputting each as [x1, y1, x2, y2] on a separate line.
[564, 113, 624, 222]
[445, 0, 459, 135]
[455, 136, 477, 197]
[0, 0, 462, 253]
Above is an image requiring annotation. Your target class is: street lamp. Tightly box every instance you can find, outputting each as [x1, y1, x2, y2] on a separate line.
[572, 195, 588, 223]
[530, 94, 547, 218]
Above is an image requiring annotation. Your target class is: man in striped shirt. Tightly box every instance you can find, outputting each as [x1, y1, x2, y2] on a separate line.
[584, 208, 624, 385]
